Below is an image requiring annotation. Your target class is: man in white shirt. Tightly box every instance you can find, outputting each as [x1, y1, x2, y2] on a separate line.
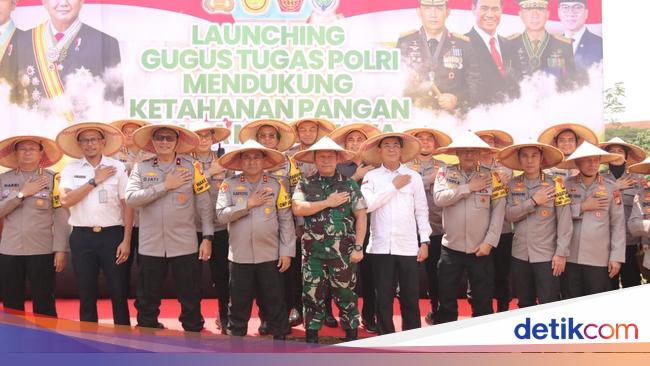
[433, 131, 507, 324]
[360, 132, 430, 334]
[57, 122, 133, 326]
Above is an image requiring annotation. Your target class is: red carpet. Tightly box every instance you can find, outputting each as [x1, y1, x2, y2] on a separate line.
[6, 298, 516, 339]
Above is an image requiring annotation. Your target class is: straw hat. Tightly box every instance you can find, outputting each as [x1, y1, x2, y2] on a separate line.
[404, 128, 452, 150]
[558, 141, 621, 169]
[133, 124, 199, 154]
[56, 122, 124, 159]
[238, 119, 295, 152]
[537, 123, 599, 147]
[628, 157, 650, 175]
[191, 121, 231, 144]
[475, 130, 514, 149]
[293, 137, 356, 164]
[435, 131, 499, 155]
[598, 137, 647, 165]
[328, 123, 382, 147]
[360, 132, 421, 166]
[291, 118, 336, 140]
[110, 119, 150, 132]
[0, 135, 63, 169]
[497, 138, 564, 171]
[218, 139, 285, 171]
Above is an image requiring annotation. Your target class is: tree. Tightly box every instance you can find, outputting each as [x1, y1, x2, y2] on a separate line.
[604, 81, 626, 124]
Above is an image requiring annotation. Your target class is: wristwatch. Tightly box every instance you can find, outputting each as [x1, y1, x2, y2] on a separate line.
[88, 178, 97, 187]
[202, 235, 214, 242]
[353, 244, 363, 252]
[16, 191, 25, 200]
[421, 241, 430, 246]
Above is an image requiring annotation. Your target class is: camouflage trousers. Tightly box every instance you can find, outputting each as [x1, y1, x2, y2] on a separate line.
[302, 254, 359, 331]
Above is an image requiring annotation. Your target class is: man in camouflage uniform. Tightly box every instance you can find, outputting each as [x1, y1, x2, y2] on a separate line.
[292, 137, 367, 343]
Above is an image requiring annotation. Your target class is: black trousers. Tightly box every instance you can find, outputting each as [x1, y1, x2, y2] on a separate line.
[284, 238, 303, 313]
[228, 261, 289, 337]
[136, 253, 204, 332]
[204, 230, 230, 321]
[565, 263, 611, 298]
[424, 235, 443, 315]
[124, 227, 139, 297]
[436, 246, 494, 324]
[611, 245, 642, 289]
[369, 253, 420, 334]
[511, 257, 560, 308]
[493, 233, 513, 311]
[0, 253, 56, 316]
[359, 227, 375, 323]
[69, 226, 130, 325]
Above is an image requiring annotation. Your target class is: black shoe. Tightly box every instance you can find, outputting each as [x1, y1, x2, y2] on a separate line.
[361, 319, 378, 334]
[497, 301, 510, 312]
[258, 320, 270, 335]
[273, 335, 286, 341]
[323, 314, 338, 328]
[137, 322, 165, 329]
[424, 311, 434, 326]
[289, 308, 303, 327]
[305, 329, 318, 344]
[344, 329, 358, 342]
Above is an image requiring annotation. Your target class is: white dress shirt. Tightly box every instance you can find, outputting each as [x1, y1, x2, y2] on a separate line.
[60, 155, 127, 227]
[361, 164, 432, 256]
[474, 25, 502, 56]
[565, 26, 586, 55]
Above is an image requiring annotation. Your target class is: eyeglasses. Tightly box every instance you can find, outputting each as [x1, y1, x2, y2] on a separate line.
[78, 137, 104, 145]
[559, 4, 586, 13]
[153, 135, 177, 142]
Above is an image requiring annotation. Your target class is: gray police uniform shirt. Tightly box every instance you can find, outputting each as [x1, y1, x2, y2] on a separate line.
[125, 154, 214, 258]
[216, 173, 296, 264]
[565, 174, 626, 267]
[601, 169, 644, 247]
[433, 164, 507, 253]
[193, 152, 227, 233]
[0, 169, 70, 255]
[405, 158, 445, 236]
[505, 173, 572, 263]
[113, 148, 155, 228]
[628, 186, 650, 269]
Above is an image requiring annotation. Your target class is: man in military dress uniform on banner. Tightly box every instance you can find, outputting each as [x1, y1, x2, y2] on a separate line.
[396, 0, 480, 113]
[0, 0, 23, 102]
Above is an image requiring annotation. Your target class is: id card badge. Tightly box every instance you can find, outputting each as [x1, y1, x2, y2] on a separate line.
[98, 189, 108, 204]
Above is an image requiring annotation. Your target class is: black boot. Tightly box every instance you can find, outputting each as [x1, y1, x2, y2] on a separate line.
[258, 320, 270, 335]
[289, 308, 303, 327]
[323, 300, 338, 328]
[344, 329, 358, 342]
[305, 329, 319, 344]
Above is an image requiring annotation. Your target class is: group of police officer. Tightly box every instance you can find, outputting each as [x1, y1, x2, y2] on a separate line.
[398, 0, 603, 114]
[1, 117, 650, 344]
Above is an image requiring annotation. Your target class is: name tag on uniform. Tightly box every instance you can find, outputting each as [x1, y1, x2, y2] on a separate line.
[98, 189, 108, 204]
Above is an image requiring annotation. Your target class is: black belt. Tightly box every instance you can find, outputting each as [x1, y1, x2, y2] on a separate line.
[73, 225, 122, 233]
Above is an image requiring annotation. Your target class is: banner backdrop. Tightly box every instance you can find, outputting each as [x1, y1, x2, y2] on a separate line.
[1, 0, 603, 147]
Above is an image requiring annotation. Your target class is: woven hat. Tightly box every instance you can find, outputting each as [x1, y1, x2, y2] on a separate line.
[239, 119, 295, 152]
[475, 130, 514, 149]
[293, 137, 356, 163]
[218, 139, 285, 171]
[435, 131, 499, 155]
[598, 137, 646, 165]
[0, 135, 63, 169]
[133, 124, 199, 154]
[110, 119, 150, 132]
[537, 123, 599, 148]
[328, 123, 382, 147]
[360, 132, 422, 166]
[558, 141, 621, 169]
[497, 138, 564, 171]
[291, 118, 336, 140]
[628, 157, 650, 175]
[404, 128, 452, 151]
[56, 122, 124, 159]
[191, 121, 231, 144]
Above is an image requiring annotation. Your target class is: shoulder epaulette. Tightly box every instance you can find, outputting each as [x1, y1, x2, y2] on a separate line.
[506, 33, 521, 41]
[552, 33, 572, 44]
[451, 32, 470, 42]
[399, 29, 419, 39]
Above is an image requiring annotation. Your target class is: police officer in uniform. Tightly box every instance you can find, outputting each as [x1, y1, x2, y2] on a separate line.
[562, 142, 626, 297]
[404, 127, 450, 324]
[216, 139, 295, 340]
[292, 137, 368, 343]
[599, 138, 647, 288]
[508, 0, 577, 90]
[285, 118, 336, 326]
[498, 138, 571, 306]
[396, 0, 480, 113]
[126, 124, 213, 332]
[628, 158, 650, 275]
[191, 122, 231, 333]
[537, 122, 599, 181]
[433, 131, 507, 323]
[0, 134, 68, 316]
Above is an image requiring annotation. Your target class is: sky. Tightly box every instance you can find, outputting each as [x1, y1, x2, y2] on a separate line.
[603, 0, 650, 122]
